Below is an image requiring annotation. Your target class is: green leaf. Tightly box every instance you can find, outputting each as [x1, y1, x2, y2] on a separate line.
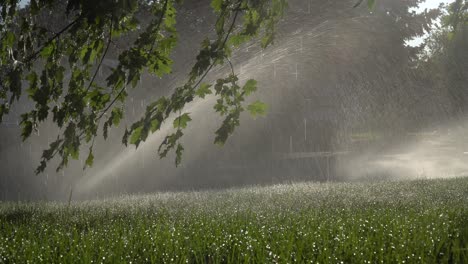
[367, 0, 376, 10]
[214, 112, 240, 146]
[247, 100, 268, 117]
[36, 161, 47, 174]
[211, 0, 223, 13]
[216, 13, 225, 35]
[154, 58, 173, 77]
[150, 119, 160, 132]
[158, 129, 184, 159]
[122, 128, 130, 146]
[261, 33, 274, 49]
[242, 79, 257, 96]
[228, 34, 250, 48]
[164, 5, 177, 28]
[3, 32, 15, 48]
[82, 47, 93, 64]
[85, 149, 94, 168]
[175, 143, 184, 166]
[112, 108, 123, 126]
[173, 113, 192, 129]
[21, 120, 33, 141]
[103, 121, 110, 140]
[69, 145, 80, 160]
[129, 126, 143, 145]
[195, 83, 212, 99]
[40, 44, 54, 58]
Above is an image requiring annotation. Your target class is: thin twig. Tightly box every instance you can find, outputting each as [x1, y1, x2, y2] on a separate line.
[25, 14, 84, 63]
[149, 1, 242, 117]
[149, 0, 170, 53]
[191, 1, 242, 91]
[96, 85, 126, 122]
[85, 17, 114, 93]
[227, 57, 235, 76]
[97, 0, 171, 121]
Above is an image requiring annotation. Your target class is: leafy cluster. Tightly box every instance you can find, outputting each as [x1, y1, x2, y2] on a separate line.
[417, 0, 468, 113]
[442, 0, 467, 38]
[0, 0, 286, 173]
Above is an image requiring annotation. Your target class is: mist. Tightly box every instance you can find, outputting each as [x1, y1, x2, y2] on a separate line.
[1, 0, 467, 201]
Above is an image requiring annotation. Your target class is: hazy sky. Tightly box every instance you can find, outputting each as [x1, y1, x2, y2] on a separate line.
[413, 0, 455, 12]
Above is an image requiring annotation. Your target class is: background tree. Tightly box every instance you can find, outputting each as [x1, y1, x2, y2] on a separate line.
[418, 0, 467, 115]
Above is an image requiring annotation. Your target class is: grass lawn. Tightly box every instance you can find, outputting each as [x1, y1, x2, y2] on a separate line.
[1, 178, 467, 263]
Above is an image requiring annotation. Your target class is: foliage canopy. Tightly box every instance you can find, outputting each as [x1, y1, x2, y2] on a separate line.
[0, 0, 285, 173]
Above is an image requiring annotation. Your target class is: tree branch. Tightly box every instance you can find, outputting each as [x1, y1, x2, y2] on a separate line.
[149, 0, 170, 53]
[96, 85, 126, 122]
[25, 14, 84, 63]
[191, 1, 242, 91]
[226, 57, 235, 76]
[85, 18, 114, 93]
[96, 0, 171, 121]
[148, 0, 243, 118]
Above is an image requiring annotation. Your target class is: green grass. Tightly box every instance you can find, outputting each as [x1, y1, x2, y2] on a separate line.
[1, 178, 468, 263]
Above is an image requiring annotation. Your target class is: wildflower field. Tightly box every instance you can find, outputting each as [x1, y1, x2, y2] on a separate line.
[1, 178, 467, 263]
